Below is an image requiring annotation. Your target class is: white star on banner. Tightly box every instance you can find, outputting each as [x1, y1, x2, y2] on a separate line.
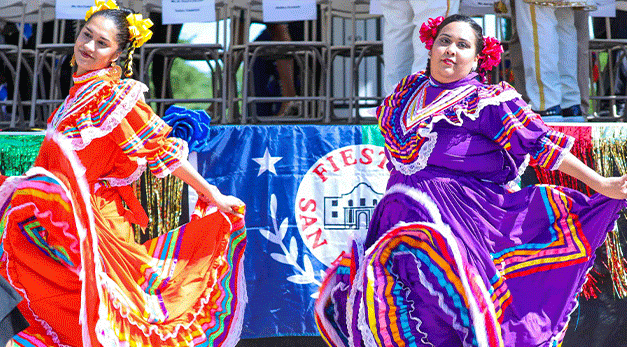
[252, 147, 282, 176]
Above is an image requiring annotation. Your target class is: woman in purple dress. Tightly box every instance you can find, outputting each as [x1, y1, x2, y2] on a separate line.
[315, 14, 627, 347]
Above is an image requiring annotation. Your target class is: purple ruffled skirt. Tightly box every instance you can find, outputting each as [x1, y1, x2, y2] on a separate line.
[315, 167, 626, 347]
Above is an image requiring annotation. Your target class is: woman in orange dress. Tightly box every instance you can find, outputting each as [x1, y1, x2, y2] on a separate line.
[0, 2, 247, 346]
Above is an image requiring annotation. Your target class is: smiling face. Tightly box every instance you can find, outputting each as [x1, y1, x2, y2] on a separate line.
[429, 21, 480, 84]
[74, 15, 122, 75]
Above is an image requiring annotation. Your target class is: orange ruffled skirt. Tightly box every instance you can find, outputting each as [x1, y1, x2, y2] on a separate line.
[0, 138, 246, 347]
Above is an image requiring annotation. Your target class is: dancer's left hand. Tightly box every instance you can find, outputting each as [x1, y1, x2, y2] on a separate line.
[212, 194, 246, 218]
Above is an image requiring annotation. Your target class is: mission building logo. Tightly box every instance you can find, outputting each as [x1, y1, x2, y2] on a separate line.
[295, 144, 390, 266]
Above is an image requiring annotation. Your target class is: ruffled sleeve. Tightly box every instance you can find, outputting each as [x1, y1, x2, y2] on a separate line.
[109, 100, 189, 178]
[475, 86, 574, 170]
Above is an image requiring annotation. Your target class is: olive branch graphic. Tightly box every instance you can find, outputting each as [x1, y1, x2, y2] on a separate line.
[259, 194, 324, 298]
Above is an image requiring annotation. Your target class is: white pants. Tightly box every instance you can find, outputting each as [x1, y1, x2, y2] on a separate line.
[514, 2, 580, 111]
[381, 0, 460, 94]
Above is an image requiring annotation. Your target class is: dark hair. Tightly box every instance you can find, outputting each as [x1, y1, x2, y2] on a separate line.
[425, 14, 486, 80]
[85, 8, 137, 77]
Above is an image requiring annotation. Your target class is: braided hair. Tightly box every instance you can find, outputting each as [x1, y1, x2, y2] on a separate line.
[86, 8, 137, 77]
[425, 14, 486, 81]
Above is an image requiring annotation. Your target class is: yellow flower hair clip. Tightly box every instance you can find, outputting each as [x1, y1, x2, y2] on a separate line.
[126, 13, 154, 48]
[85, 0, 119, 21]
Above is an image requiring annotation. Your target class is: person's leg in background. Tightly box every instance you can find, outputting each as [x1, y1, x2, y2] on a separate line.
[556, 7, 582, 118]
[508, 0, 529, 102]
[515, 2, 563, 118]
[614, 52, 627, 118]
[609, 10, 627, 117]
[572, 9, 589, 119]
[381, 0, 415, 95]
[591, 11, 627, 117]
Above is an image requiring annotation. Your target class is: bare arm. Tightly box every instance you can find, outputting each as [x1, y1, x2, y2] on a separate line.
[172, 159, 245, 216]
[557, 152, 627, 199]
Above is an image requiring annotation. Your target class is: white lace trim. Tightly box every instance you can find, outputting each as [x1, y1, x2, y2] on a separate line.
[402, 83, 478, 135]
[473, 88, 521, 118]
[345, 238, 365, 347]
[3, 131, 98, 347]
[0, 176, 26, 212]
[358, 185, 495, 347]
[549, 134, 575, 171]
[426, 87, 521, 132]
[352, 259, 374, 347]
[412, 253, 461, 346]
[314, 262, 349, 347]
[405, 85, 521, 137]
[73, 68, 112, 84]
[355, 186, 447, 346]
[220, 251, 248, 347]
[391, 86, 521, 177]
[1, 168, 74, 347]
[99, 129, 188, 186]
[385, 252, 435, 346]
[49, 131, 101, 347]
[69, 82, 149, 151]
[49, 81, 96, 130]
[101, 161, 147, 187]
[384, 184, 445, 225]
[325, 281, 348, 344]
[95, 210, 247, 344]
[505, 154, 531, 192]
[389, 132, 438, 176]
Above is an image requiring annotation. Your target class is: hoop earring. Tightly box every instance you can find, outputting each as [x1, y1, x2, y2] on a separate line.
[70, 54, 76, 67]
[110, 64, 122, 78]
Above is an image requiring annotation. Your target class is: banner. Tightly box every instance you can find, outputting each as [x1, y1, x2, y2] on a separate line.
[197, 124, 387, 337]
[194, 123, 627, 341]
[6, 124, 626, 341]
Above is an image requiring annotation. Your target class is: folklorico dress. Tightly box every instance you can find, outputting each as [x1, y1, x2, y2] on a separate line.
[0, 67, 247, 347]
[314, 71, 627, 347]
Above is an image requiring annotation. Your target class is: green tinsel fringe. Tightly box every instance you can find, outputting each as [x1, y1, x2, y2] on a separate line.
[0, 134, 44, 175]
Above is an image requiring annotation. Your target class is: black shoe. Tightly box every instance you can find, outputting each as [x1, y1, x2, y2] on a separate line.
[616, 103, 625, 118]
[562, 105, 582, 117]
[534, 105, 561, 117]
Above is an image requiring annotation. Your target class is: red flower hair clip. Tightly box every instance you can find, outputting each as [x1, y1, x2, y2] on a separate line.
[479, 36, 503, 72]
[419, 16, 444, 50]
